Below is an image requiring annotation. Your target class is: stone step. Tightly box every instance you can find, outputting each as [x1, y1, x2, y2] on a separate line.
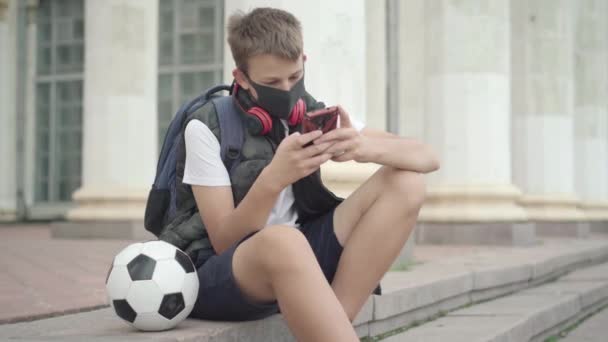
[367, 238, 608, 337]
[382, 262, 608, 342]
[1, 238, 608, 341]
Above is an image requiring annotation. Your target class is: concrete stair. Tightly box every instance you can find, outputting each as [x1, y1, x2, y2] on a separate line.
[2, 237, 608, 341]
[383, 262, 608, 341]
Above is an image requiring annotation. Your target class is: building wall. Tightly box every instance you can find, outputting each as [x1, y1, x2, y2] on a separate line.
[0, 0, 606, 240]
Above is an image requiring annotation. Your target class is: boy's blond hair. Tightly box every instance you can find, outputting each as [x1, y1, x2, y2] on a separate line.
[227, 8, 303, 72]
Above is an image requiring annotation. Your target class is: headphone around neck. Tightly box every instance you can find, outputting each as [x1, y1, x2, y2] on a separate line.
[232, 82, 306, 136]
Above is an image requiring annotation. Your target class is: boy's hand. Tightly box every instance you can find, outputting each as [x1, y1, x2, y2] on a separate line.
[335, 105, 353, 129]
[266, 130, 334, 190]
[313, 106, 371, 163]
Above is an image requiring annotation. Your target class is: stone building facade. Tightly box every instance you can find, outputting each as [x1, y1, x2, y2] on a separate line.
[0, 0, 606, 245]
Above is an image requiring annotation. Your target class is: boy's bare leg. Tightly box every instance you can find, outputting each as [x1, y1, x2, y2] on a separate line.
[232, 225, 359, 342]
[332, 167, 426, 320]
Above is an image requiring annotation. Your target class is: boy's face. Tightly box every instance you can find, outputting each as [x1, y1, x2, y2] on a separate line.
[234, 54, 305, 101]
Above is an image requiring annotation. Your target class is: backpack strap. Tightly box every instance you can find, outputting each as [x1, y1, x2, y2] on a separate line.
[211, 96, 244, 175]
[183, 85, 228, 122]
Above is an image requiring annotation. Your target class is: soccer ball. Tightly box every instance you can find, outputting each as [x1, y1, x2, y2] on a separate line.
[105, 240, 199, 331]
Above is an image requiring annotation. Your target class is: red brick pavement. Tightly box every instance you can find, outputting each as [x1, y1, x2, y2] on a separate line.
[0, 223, 137, 324]
[1, 222, 557, 325]
[0, 223, 495, 326]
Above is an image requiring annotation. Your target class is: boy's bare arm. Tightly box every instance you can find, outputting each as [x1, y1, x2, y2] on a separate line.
[360, 127, 400, 139]
[315, 126, 440, 173]
[312, 106, 439, 172]
[358, 134, 440, 172]
[191, 169, 281, 255]
[192, 130, 333, 254]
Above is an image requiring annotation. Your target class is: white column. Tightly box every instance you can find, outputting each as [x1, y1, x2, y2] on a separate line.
[66, 0, 158, 223]
[0, 0, 17, 221]
[399, 0, 426, 139]
[419, 0, 528, 227]
[511, 0, 585, 225]
[365, 0, 386, 131]
[223, 0, 366, 124]
[574, 0, 608, 224]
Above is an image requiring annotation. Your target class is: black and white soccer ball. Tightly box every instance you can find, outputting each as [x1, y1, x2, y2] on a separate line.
[105, 240, 199, 331]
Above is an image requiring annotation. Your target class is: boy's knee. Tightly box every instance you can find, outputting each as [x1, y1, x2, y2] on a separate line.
[255, 226, 316, 276]
[382, 167, 427, 211]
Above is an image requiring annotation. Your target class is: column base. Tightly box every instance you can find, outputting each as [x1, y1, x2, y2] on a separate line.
[57, 185, 152, 240]
[580, 201, 608, 221]
[65, 186, 148, 221]
[519, 194, 586, 221]
[518, 195, 591, 238]
[419, 184, 529, 222]
[0, 209, 17, 222]
[416, 222, 538, 246]
[415, 184, 536, 245]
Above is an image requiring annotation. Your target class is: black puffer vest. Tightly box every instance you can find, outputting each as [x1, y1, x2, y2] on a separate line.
[159, 92, 343, 266]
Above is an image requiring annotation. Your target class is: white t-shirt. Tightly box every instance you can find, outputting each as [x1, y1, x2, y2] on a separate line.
[183, 115, 365, 228]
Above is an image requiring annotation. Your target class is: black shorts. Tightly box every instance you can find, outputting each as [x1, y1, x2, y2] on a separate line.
[188, 209, 343, 322]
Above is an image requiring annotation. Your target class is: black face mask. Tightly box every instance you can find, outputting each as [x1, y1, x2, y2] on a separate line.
[245, 74, 306, 120]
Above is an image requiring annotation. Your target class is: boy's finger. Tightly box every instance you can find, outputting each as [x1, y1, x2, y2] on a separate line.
[326, 140, 352, 155]
[302, 142, 333, 158]
[303, 153, 333, 169]
[296, 130, 324, 147]
[337, 105, 352, 127]
[332, 151, 355, 162]
[315, 128, 355, 144]
[281, 131, 301, 148]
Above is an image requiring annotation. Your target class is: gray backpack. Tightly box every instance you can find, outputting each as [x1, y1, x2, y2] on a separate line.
[144, 85, 243, 237]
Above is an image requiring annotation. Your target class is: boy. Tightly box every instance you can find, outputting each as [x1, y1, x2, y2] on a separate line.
[184, 7, 439, 341]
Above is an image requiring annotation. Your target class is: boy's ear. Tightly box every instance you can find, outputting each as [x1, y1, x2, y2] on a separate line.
[303, 53, 307, 62]
[232, 68, 249, 90]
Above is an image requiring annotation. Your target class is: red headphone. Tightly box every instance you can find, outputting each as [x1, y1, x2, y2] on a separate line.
[232, 82, 306, 136]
